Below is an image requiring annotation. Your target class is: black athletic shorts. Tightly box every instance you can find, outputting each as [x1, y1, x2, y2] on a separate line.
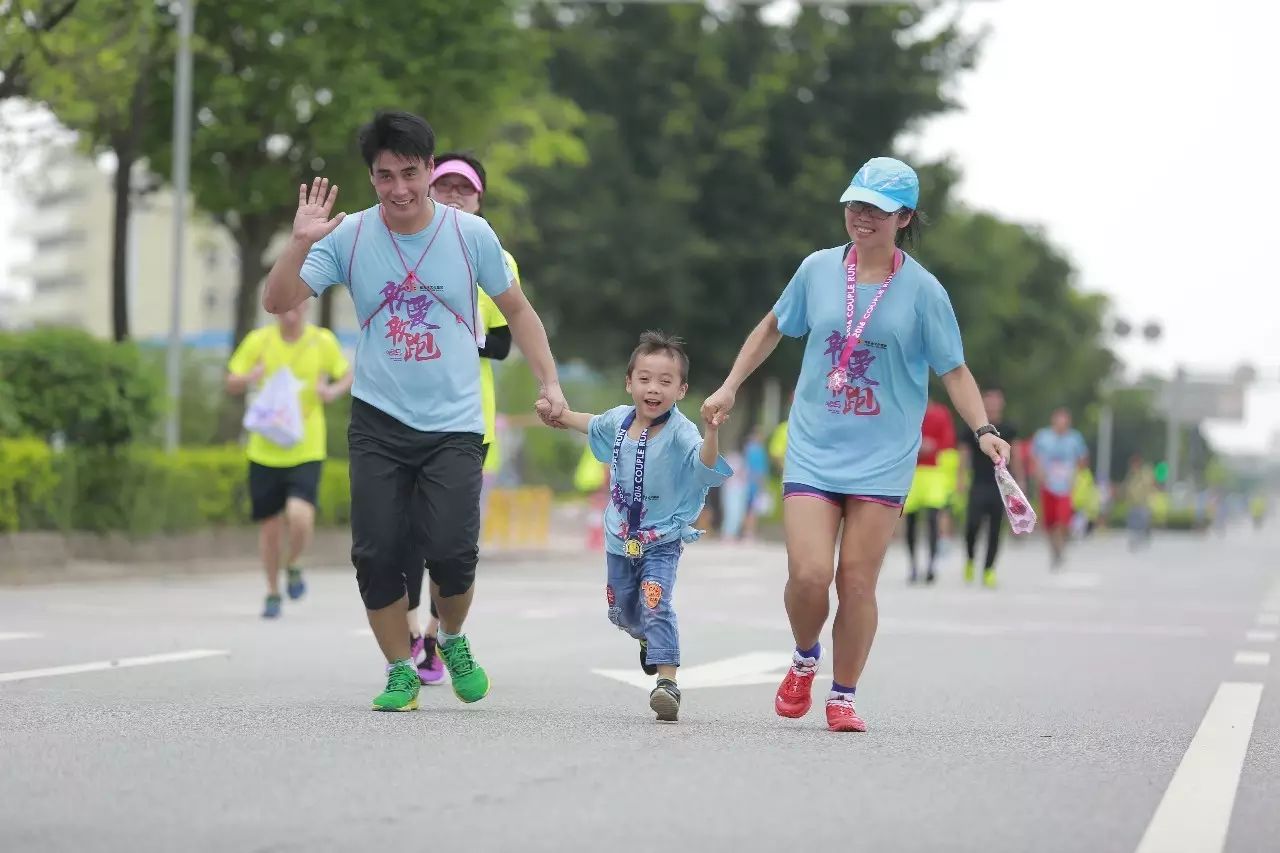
[348, 398, 484, 611]
[248, 461, 322, 521]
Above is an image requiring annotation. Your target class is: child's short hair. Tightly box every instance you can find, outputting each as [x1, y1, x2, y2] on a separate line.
[627, 330, 689, 383]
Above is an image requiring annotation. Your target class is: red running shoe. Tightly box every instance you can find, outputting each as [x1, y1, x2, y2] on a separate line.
[825, 693, 867, 732]
[775, 650, 820, 718]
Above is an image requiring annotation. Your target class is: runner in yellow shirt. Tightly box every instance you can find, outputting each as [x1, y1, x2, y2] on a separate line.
[226, 304, 352, 618]
[404, 151, 521, 683]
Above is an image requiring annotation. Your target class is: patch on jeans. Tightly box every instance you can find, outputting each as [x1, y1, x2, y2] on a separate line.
[606, 584, 616, 606]
[642, 580, 663, 610]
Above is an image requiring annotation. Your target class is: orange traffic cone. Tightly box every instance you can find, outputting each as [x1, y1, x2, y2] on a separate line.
[586, 487, 606, 551]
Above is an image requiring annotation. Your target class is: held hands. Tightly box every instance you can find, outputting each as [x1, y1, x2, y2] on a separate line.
[700, 386, 735, 430]
[247, 363, 266, 385]
[293, 177, 345, 244]
[979, 433, 1011, 466]
[535, 383, 568, 428]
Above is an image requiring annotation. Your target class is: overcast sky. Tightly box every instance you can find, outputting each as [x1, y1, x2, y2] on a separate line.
[904, 0, 1280, 454]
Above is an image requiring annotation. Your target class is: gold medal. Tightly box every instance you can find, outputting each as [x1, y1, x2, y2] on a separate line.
[624, 538, 643, 558]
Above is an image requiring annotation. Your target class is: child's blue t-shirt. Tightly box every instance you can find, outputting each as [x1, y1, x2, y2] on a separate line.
[772, 246, 965, 496]
[299, 203, 513, 434]
[588, 405, 733, 555]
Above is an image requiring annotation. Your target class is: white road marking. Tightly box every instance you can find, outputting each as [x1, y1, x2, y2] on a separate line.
[0, 649, 229, 684]
[1258, 614, 1280, 627]
[1233, 651, 1271, 666]
[1135, 681, 1264, 853]
[0, 632, 42, 642]
[594, 651, 790, 690]
[349, 628, 373, 637]
[1244, 630, 1277, 643]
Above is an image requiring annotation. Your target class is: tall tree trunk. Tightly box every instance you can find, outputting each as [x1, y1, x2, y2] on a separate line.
[109, 140, 132, 342]
[231, 224, 270, 351]
[107, 72, 149, 342]
[216, 223, 271, 441]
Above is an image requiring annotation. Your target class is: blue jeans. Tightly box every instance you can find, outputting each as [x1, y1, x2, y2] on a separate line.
[605, 539, 682, 667]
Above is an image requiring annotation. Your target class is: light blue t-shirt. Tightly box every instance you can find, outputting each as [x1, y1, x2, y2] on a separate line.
[300, 203, 513, 433]
[1032, 428, 1089, 496]
[772, 246, 965, 496]
[744, 441, 769, 484]
[588, 405, 733, 556]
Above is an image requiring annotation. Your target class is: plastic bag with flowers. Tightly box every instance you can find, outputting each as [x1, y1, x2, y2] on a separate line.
[994, 460, 1037, 534]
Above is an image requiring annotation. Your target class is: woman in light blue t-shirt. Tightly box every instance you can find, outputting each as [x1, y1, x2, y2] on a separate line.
[701, 157, 1011, 733]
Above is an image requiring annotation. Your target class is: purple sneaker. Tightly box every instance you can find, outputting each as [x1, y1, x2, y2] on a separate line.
[410, 634, 425, 664]
[416, 635, 445, 685]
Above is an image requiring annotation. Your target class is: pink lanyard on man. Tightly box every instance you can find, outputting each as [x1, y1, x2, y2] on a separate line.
[825, 245, 904, 393]
[354, 203, 477, 339]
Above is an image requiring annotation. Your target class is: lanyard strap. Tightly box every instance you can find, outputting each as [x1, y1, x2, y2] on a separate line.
[833, 246, 902, 376]
[610, 408, 672, 533]
[357, 205, 475, 338]
[382, 202, 440, 281]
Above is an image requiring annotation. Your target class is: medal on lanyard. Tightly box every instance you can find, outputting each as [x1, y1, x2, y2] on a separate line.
[610, 407, 671, 558]
[826, 247, 901, 394]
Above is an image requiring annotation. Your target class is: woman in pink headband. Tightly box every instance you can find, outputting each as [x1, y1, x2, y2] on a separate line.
[405, 153, 521, 686]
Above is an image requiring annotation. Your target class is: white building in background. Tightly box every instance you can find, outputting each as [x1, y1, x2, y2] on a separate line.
[2, 147, 359, 349]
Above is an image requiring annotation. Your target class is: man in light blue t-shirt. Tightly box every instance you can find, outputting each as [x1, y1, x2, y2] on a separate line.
[261, 110, 567, 712]
[1031, 407, 1089, 569]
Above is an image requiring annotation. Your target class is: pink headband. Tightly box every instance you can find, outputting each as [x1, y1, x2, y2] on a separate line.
[431, 159, 484, 194]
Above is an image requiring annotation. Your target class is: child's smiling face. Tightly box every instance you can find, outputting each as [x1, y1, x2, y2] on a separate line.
[626, 351, 688, 421]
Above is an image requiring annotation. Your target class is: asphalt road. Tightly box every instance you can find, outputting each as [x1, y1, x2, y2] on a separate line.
[2, 522, 1278, 853]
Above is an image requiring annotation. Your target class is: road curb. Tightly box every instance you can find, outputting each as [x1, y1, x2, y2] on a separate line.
[0, 529, 589, 587]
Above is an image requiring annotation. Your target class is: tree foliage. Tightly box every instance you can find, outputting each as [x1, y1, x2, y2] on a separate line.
[0, 0, 82, 100]
[504, 3, 1118, 435]
[1, 0, 165, 342]
[0, 329, 162, 446]
[508, 4, 979, 394]
[141, 0, 573, 351]
[914, 206, 1115, 426]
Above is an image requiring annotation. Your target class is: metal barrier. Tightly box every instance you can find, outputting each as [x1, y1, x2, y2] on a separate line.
[481, 486, 553, 548]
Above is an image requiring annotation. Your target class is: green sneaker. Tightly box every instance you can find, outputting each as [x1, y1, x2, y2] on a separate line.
[438, 635, 490, 703]
[372, 660, 420, 712]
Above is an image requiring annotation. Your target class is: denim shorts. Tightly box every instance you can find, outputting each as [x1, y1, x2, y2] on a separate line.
[605, 539, 682, 667]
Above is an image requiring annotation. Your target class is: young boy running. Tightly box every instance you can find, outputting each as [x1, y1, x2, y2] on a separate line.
[541, 331, 732, 721]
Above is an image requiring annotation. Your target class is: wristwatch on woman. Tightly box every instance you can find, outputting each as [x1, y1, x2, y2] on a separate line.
[974, 424, 1001, 440]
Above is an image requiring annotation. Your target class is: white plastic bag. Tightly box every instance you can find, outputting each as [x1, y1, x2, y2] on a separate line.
[242, 367, 304, 448]
[994, 460, 1037, 535]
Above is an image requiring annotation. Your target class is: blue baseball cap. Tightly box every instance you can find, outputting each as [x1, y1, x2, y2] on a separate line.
[839, 157, 919, 212]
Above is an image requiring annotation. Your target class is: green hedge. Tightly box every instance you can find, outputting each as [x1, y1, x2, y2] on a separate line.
[0, 328, 162, 446]
[0, 438, 68, 532]
[0, 440, 351, 536]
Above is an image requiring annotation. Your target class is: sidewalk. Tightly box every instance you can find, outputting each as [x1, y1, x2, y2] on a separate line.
[0, 503, 594, 586]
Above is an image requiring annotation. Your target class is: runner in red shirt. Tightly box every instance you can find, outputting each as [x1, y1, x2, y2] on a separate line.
[903, 399, 956, 583]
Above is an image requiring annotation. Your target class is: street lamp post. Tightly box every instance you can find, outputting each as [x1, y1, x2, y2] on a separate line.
[164, 0, 195, 453]
[1098, 318, 1162, 489]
